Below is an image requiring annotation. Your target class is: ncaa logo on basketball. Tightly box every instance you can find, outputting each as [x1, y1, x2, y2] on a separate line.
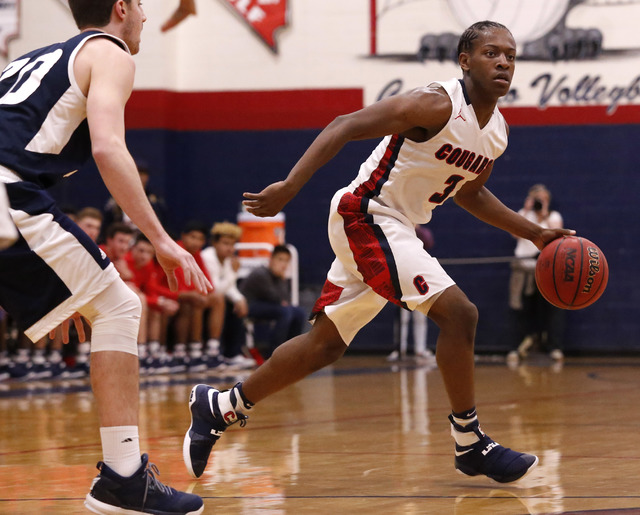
[563, 247, 576, 281]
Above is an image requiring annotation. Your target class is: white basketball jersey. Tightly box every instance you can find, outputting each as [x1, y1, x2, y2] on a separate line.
[346, 78, 509, 224]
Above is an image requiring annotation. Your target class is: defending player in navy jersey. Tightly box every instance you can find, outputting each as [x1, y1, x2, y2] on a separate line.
[0, 1, 209, 513]
[184, 21, 574, 485]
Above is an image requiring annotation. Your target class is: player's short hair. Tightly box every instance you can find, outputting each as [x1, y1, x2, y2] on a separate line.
[210, 222, 243, 242]
[106, 222, 135, 240]
[76, 207, 103, 223]
[68, 0, 130, 30]
[182, 220, 208, 238]
[271, 245, 291, 258]
[134, 233, 151, 246]
[457, 20, 511, 57]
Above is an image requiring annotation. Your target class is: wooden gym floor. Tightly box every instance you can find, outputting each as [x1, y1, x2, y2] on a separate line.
[1, 354, 639, 514]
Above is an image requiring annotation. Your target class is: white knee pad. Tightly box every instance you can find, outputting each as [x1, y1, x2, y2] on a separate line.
[79, 279, 141, 355]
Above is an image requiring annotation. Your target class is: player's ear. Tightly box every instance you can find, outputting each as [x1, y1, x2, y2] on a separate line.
[458, 52, 470, 72]
[114, 0, 127, 20]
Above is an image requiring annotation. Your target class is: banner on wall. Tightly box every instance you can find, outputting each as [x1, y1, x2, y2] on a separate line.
[221, 0, 288, 53]
[0, 0, 19, 57]
[368, 0, 640, 117]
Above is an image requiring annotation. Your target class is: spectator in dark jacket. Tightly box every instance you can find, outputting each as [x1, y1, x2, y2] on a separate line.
[240, 245, 306, 357]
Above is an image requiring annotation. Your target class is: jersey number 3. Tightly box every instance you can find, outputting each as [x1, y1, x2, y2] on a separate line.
[428, 174, 464, 204]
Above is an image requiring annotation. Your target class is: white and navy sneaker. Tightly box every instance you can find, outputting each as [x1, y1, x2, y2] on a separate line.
[449, 415, 538, 483]
[224, 354, 256, 370]
[183, 383, 249, 478]
[85, 453, 203, 515]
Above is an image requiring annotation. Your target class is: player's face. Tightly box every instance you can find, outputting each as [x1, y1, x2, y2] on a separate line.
[182, 231, 206, 254]
[108, 232, 133, 259]
[464, 28, 516, 98]
[122, 0, 146, 55]
[132, 241, 155, 266]
[269, 252, 290, 278]
[77, 217, 101, 242]
[214, 235, 237, 261]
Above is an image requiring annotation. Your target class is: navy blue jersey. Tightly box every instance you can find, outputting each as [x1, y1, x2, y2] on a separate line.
[0, 31, 129, 188]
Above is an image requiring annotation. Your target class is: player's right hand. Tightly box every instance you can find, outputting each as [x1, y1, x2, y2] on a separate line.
[155, 239, 212, 294]
[242, 181, 294, 217]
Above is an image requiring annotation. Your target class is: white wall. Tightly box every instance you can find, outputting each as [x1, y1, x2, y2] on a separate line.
[3, 0, 640, 110]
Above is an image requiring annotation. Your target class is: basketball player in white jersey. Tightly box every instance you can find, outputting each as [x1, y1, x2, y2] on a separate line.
[184, 21, 574, 484]
[0, 1, 209, 513]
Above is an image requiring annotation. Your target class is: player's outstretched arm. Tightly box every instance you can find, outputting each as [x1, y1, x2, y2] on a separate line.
[454, 164, 574, 248]
[243, 87, 451, 217]
[81, 39, 211, 294]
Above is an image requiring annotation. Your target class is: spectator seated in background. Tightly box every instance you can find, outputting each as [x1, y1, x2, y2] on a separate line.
[239, 245, 306, 359]
[100, 222, 136, 281]
[201, 222, 255, 369]
[101, 160, 167, 243]
[76, 207, 103, 244]
[165, 221, 224, 371]
[124, 234, 180, 374]
[61, 207, 107, 377]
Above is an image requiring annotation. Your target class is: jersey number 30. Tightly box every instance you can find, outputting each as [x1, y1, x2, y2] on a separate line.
[0, 49, 63, 106]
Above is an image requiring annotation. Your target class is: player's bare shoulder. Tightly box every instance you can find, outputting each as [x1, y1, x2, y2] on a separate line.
[74, 36, 135, 96]
[400, 85, 452, 142]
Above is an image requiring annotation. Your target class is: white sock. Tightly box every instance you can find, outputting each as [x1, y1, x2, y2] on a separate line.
[138, 344, 148, 359]
[148, 341, 161, 357]
[206, 339, 220, 356]
[32, 348, 46, 364]
[17, 348, 30, 362]
[173, 343, 187, 357]
[48, 350, 63, 364]
[450, 409, 481, 446]
[76, 341, 91, 363]
[189, 341, 203, 358]
[100, 426, 142, 477]
[217, 383, 253, 414]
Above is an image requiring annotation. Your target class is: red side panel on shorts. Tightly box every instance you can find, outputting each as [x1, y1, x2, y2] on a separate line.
[337, 192, 405, 308]
[311, 279, 345, 316]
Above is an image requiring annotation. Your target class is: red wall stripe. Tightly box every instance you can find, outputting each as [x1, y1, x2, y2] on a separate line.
[125, 89, 640, 130]
[501, 104, 640, 126]
[125, 89, 364, 130]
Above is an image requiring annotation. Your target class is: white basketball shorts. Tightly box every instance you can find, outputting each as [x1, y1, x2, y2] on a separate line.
[311, 188, 455, 344]
[0, 179, 119, 342]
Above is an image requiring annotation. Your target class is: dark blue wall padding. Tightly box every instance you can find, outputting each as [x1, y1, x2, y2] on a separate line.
[50, 124, 639, 353]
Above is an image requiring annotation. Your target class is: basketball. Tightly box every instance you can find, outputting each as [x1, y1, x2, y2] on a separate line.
[535, 236, 609, 310]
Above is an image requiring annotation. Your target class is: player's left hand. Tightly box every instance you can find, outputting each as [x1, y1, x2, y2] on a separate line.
[49, 312, 87, 344]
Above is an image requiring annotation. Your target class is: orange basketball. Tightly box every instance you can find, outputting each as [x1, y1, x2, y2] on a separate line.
[535, 236, 609, 310]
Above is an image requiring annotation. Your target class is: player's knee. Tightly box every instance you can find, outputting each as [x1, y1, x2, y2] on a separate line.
[88, 281, 142, 354]
[430, 287, 478, 337]
[309, 313, 347, 364]
[455, 298, 478, 330]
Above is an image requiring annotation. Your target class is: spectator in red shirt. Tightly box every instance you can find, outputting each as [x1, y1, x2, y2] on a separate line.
[160, 221, 225, 371]
[125, 234, 180, 372]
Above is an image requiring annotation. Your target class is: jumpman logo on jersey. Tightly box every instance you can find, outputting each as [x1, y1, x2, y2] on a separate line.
[454, 108, 466, 122]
